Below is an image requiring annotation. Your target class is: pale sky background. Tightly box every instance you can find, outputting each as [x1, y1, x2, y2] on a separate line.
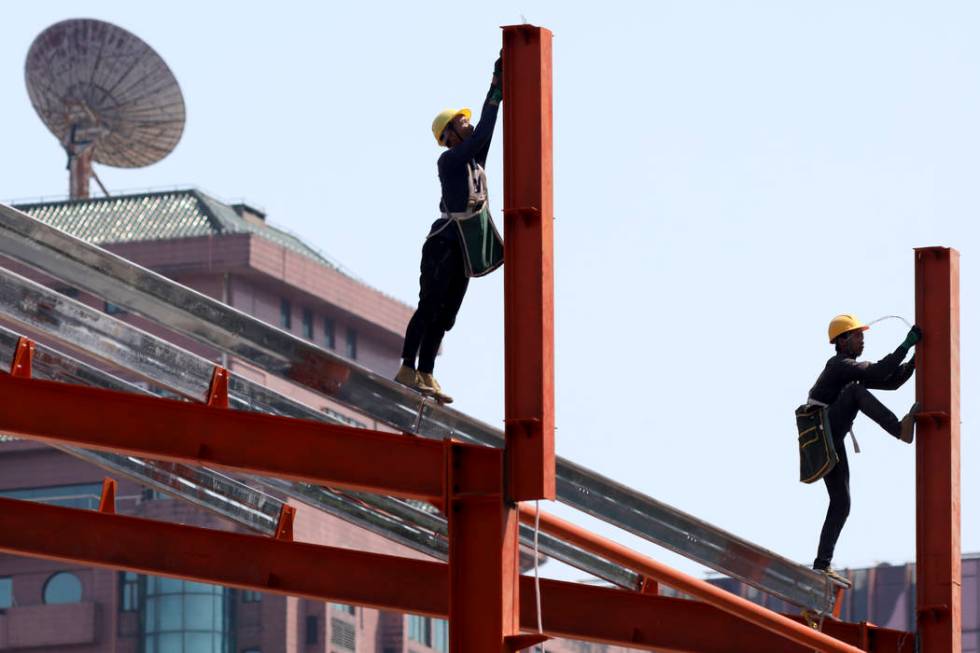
[1, 1, 976, 585]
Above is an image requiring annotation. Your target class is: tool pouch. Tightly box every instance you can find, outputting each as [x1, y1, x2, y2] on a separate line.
[796, 404, 838, 484]
[451, 202, 504, 278]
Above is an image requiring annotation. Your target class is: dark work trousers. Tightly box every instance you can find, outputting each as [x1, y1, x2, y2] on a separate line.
[401, 232, 469, 374]
[814, 382, 901, 569]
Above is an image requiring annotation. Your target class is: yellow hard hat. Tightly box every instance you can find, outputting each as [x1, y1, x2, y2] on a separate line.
[431, 108, 472, 145]
[828, 314, 869, 343]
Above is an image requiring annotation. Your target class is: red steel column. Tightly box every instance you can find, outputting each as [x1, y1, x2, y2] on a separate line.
[447, 442, 519, 652]
[502, 24, 556, 501]
[914, 247, 961, 653]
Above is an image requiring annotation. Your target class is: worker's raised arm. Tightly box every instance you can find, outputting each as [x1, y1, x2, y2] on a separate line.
[849, 326, 922, 385]
[866, 358, 915, 390]
[441, 58, 502, 168]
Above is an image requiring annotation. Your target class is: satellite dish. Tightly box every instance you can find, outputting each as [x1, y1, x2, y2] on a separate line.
[25, 19, 186, 198]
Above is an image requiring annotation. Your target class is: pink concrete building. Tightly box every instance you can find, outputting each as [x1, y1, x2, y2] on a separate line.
[0, 189, 629, 653]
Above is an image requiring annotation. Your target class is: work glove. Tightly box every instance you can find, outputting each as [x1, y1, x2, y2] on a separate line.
[488, 54, 503, 103]
[900, 325, 923, 351]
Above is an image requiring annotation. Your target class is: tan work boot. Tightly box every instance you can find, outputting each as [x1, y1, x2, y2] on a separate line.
[394, 365, 433, 394]
[817, 566, 853, 588]
[418, 372, 452, 404]
[899, 402, 921, 444]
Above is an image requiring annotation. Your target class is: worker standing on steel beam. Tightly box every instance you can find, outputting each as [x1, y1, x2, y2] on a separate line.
[803, 314, 921, 583]
[395, 55, 504, 404]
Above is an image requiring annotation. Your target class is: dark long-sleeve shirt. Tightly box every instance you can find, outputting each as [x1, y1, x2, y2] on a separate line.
[427, 91, 500, 239]
[808, 347, 915, 405]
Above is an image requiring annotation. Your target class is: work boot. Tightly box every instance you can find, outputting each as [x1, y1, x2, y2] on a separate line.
[814, 565, 852, 588]
[394, 365, 433, 394]
[418, 372, 452, 404]
[899, 402, 921, 444]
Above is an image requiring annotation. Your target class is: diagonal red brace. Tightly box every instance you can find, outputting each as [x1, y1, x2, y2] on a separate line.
[9, 337, 34, 378]
[98, 478, 117, 514]
[505, 633, 550, 651]
[274, 504, 295, 542]
[207, 366, 229, 408]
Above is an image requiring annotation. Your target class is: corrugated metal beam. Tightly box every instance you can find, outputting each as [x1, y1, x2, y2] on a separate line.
[0, 205, 837, 614]
[914, 246, 962, 653]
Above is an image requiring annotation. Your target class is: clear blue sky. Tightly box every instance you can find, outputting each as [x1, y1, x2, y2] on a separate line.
[2, 1, 976, 582]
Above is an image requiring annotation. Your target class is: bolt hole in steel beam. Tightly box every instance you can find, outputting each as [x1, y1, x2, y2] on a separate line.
[0, 201, 834, 613]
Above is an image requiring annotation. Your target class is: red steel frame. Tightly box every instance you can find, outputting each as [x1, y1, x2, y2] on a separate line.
[0, 25, 959, 653]
[915, 247, 962, 653]
[0, 496, 913, 652]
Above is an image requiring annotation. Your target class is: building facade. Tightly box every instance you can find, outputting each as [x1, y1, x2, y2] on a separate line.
[0, 190, 630, 653]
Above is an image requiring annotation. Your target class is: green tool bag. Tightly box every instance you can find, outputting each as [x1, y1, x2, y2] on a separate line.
[451, 202, 504, 278]
[795, 403, 838, 484]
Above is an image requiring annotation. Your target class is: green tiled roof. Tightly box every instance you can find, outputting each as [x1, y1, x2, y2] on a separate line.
[14, 189, 336, 268]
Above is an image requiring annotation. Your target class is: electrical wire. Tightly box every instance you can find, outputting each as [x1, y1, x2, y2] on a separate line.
[866, 314, 913, 329]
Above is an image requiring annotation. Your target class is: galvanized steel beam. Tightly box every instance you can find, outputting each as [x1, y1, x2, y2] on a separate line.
[0, 204, 836, 613]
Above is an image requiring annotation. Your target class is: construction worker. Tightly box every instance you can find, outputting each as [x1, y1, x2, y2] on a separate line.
[807, 314, 921, 582]
[395, 55, 504, 404]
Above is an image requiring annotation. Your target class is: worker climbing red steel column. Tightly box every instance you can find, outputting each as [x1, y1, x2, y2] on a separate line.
[797, 313, 922, 584]
[395, 54, 505, 404]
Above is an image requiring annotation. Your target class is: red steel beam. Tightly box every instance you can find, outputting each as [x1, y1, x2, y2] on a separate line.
[0, 373, 501, 501]
[445, 442, 520, 652]
[914, 246, 962, 653]
[530, 579, 915, 653]
[0, 497, 910, 652]
[0, 496, 447, 615]
[502, 24, 556, 502]
[517, 505, 865, 653]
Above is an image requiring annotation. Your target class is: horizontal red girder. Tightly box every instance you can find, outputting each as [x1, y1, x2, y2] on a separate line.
[0, 373, 501, 500]
[530, 579, 914, 653]
[0, 497, 911, 652]
[517, 505, 865, 653]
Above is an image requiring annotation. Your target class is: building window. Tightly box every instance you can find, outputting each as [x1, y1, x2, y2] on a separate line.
[0, 483, 104, 510]
[305, 615, 318, 645]
[280, 299, 292, 330]
[142, 577, 230, 653]
[302, 308, 314, 339]
[43, 572, 82, 604]
[120, 571, 139, 612]
[105, 301, 126, 316]
[0, 577, 11, 608]
[407, 615, 448, 652]
[241, 589, 262, 603]
[324, 318, 335, 350]
[331, 603, 355, 615]
[345, 328, 357, 360]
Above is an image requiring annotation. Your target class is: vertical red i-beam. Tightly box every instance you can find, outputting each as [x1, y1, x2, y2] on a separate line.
[447, 25, 556, 652]
[914, 247, 961, 653]
[502, 24, 556, 502]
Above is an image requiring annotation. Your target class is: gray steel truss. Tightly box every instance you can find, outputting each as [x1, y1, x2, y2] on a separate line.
[0, 277, 635, 591]
[0, 202, 834, 613]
